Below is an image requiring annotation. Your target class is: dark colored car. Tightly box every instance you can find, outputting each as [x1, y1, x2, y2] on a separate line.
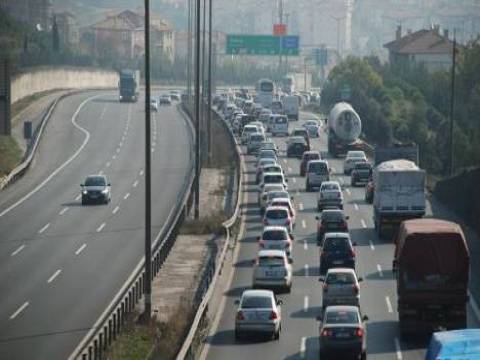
[290, 128, 311, 150]
[365, 179, 374, 204]
[81, 175, 111, 205]
[300, 151, 321, 177]
[319, 233, 357, 275]
[286, 136, 308, 158]
[351, 162, 372, 186]
[316, 209, 349, 245]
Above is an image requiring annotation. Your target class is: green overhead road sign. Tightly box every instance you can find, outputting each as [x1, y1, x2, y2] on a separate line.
[226, 35, 299, 56]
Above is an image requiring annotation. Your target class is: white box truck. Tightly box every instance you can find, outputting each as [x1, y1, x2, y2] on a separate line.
[283, 95, 299, 121]
[373, 159, 426, 239]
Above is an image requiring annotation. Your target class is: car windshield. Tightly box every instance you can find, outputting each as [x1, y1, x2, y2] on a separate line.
[325, 310, 359, 324]
[324, 238, 349, 251]
[241, 295, 273, 309]
[263, 230, 287, 241]
[85, 176, 106, 186]
[326, 272, 355, 285]
[266, 209, 288, 219]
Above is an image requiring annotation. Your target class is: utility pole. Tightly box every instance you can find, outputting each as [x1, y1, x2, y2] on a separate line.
[194, 0, 201, 219]
[201, 0, 207, 159]
[448, 30, 457, 176]
[207, 0, 213, 165]
[330, 15, 345, 60]
[143, 0, 152, 322]
[278, 0, 283, 71]
[187, 0, 192, 99]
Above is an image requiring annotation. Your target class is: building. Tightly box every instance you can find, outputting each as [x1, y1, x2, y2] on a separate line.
[54, 11, 79, 46]
[89, 9, 174, 62]
[174, 30, 226, 60]
[384, 25, 455, 72]
[0, 0, 52, 31]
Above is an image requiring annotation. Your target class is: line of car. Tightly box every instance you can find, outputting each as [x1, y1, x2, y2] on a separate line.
[219, 96, 374, 359]
[150, 90, 180, 111]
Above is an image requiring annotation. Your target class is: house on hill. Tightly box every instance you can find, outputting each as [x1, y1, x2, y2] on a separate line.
[384, 25, 455, 72]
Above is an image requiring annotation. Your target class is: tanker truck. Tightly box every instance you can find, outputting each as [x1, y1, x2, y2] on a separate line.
[327, 102, 362, 157]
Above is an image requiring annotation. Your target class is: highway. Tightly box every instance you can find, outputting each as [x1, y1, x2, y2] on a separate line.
[204, 111, 480, 359]
[0, 91, 193, 359]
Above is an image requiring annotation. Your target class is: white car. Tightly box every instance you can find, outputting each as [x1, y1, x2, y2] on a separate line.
[253, 249, 292, 291]
[261, 189, 292, 213]
[267, 197, 296, 227]
[263, 205, 293, 233]
[320, 268, 362, 310]
[270, 115, 289, 136]
[150, 98, 158, 112]
[256, 163, 283, 184]
[258, 184, 285, 208]
[258, 172, 288, 193]
[257, 149, 278, 162]
[344, 151, 367, 175]
[241, 125, 260, 145]
[235, 289, 282, 340]
[303, 119, 320, 137]
[318, 181, 344, 211]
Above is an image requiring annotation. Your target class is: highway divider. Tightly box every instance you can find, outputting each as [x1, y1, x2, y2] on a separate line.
[176, 106, 244, 360]
[68, 104, 196, 360]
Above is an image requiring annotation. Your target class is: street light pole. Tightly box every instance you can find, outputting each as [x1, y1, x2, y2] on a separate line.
[187, 0, 191, 99]
[207, 0, 213, 165]
[448, 30, 457, 176]
[194, 0, 201, 219]
[201, 0, 207, 158]
[143, 0, 152, 322]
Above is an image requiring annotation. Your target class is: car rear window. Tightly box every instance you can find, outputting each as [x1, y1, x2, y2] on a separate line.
[244, 127, 257, 133]
[259, 150, 276, 157]
[324, 238, 349, 251]
[326, 272, 355, 285]
[264, 175, 283, 183]
[275, 117, 287, 124]
[293, 130, 306, 136]
[268, 191, 288, 200]
[251, 134, 264, 141]
[305, 153, 320, 161]
[355, 163, 371, 170]
[325, 310, 359, 324]
[264, 166, 281, 173]
[321, 183, 340, 191]
[309, 162, 328, 172]
[258, 256, 285, 267]
[242, 295, 273, 309]
[263, 230, 287, 241]
[266, 209, 288, 219]
[322, 211, 345, 221]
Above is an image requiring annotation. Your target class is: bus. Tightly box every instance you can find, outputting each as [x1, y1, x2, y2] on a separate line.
[255, 79, 275, 108]
[281, 75, 295, 95]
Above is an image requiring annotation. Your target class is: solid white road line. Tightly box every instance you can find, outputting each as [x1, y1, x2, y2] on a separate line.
[386, 296, 393, 313]
[59, 207, 69, 215]
[112, 206, 120, 214]
[299, 203, 304, 211]
[0, 94, 101, 219]
[133, 180, 138, 188]
[301, 220, 306, 228]
[377, 264, 384, 277]
[124, 193, 130, 200]
[96, 222, 106, 232]
[10, 302, 29, 320]
[394, 337, 403, 360]
[47, 269, 62, 284]
[304, 296, 309, 312]
[354, 203, 359, 211]
[38, 223, 50, 234]
[304, 264, 309, 276]
[300, 336, 306, 357]
[361, 219, 367, 228]
[369, 240, 375, 250]
[11, 245, 25, 257]
[468, 290, 480, 321]
[75, 243, 87, 255]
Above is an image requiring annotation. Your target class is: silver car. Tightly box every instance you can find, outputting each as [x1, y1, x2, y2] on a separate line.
[81, 175, 111, 205]
[257, 227, 294, 263]
[235, 289, 282, 340]
[247, 132, 266, 155]
[317, 181, 344, 211]
[253, 249, 292, 291]
[319, 306, 368, 360]
[320, 268, 362, 310]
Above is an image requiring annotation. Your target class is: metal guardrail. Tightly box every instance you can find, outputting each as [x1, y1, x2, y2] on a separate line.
[69, 104, 197, 360]
[176, 106, 244, 360]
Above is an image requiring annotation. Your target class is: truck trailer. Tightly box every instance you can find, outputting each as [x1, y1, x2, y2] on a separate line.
[393, 219, 470, 338]
[372, 159, 425, 239]
[119, 69, 140, 102]
[327, 102, 362, 157]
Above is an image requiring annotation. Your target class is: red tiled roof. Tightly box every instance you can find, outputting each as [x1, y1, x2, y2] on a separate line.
[384, 28, 454, 55]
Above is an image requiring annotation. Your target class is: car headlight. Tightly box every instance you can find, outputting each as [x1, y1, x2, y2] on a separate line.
[82, 190, 88, 194]
[102, 189, 109, 194]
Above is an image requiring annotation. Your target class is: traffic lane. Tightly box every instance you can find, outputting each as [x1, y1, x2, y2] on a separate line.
[0, 99, 193, 360]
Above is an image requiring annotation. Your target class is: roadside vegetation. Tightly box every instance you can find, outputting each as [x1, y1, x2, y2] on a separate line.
[0, 136, 22, 178]
[320, 38, 480, 175]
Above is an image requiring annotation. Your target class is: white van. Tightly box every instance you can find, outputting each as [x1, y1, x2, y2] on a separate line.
[270, 115, 289, 137]
[305, 160, 330, 192]
[283, 96, 299, 121]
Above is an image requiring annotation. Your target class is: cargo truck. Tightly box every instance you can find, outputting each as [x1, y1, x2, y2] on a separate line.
[119, 69, 140, 102]
[327, 102, 362, 157]
[372, 159, 425, 239]
[393, 219, 469, 338]
[283, 95, 299, 121]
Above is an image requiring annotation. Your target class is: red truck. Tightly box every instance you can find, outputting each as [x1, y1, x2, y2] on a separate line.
[393, 219, 469, 338]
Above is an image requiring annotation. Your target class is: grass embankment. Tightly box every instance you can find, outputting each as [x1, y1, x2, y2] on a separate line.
[0, 135, 21, 177]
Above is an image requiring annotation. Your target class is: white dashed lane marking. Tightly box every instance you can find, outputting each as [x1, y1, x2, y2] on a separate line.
[304, 264, 309, 276]
[300, 337, 306, 358]
[96, 222, 106, 232]
[299, 203, 304, 211]
[124, 193, 130, 200]
[11, 245, 25, 257]
[10, 302, 29, 320]
[303, 296, 309, 312]
[59, 207, 69, 215]
[361, 219, 367, 228]
[394, 337, 403, 360]
[377, 264, 384, 277]
[386, 296, 393, 313]
[354, 203, 359, 211]
[133, 180, 138, 188]
[301, 220, 306, 228]
[369, 240, 375, 250]
[38, 223, 50, 234]
[112, 206, 120, 214]
[75, 243, 87, 255]
[47, 269, 62, 284]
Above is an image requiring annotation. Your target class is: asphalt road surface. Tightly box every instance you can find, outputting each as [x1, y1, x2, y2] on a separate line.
[204, 111, 480, 360]
[0, 91, 193, 359]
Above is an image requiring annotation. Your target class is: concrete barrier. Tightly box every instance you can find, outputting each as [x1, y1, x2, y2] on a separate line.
[11, 67, 118, 104]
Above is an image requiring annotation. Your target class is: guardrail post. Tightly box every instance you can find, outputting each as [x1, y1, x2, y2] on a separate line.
[88, 345, 93, 360]
[82, 353, 87, 360]
[103, 325, 108, 350]
[113, 312, 118, 339]
[94, 339, 99, 359]
[108, 319, 113, 345]
[98, 334, 103, 358]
